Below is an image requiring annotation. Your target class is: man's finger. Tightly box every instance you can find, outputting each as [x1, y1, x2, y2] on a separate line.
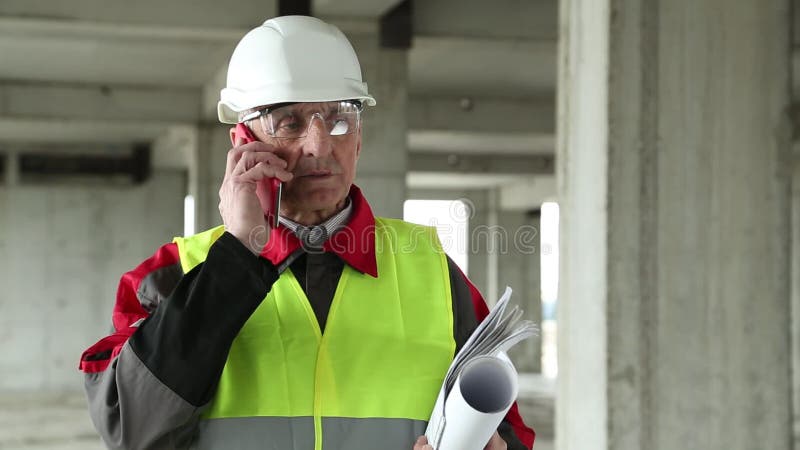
[226, 141, 285, 176]
[225, 145, 249, 177]
[237, 161, 294, 183]
[224, 132, 248, 176]
[225, 140, 266, 176]
[231, 151, 288, 177]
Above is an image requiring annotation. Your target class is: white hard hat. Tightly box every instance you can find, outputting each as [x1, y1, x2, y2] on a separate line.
[218, 16, 376, 124]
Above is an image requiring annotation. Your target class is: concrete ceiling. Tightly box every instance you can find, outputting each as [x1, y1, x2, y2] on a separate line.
[0, 0, 279, 28]
[409, 36, 556, 98]
[313, 0, 404, 17]
[0, 17, 239, 87]
[409, 0, 557, 98]
[0, 0, 273, 88]
[408, 0, 557, 193]
[0, 0, 558, 197]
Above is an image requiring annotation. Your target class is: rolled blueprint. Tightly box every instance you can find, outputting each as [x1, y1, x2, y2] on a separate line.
[426, 355, 518, 450]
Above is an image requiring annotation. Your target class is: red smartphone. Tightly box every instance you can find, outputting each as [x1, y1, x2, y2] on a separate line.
[232, 123, 282, 229]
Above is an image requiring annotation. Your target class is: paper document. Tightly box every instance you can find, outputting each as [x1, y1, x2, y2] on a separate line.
[425, 286, 537, 450]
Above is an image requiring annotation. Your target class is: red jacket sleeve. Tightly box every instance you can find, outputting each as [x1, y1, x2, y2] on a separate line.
[463, 271, 537, 449]
[79, 242, 180, 373]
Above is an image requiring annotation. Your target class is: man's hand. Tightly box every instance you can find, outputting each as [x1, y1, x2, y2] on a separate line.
[413, 435, 433, 450]
[219, 137, 293, 254]
[483, 432, 508, 450]
[413, 432, 507, 450]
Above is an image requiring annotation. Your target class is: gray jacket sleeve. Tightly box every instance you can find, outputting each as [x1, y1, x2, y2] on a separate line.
[85, 344, 203, 449]
[82, 232, 279, 450]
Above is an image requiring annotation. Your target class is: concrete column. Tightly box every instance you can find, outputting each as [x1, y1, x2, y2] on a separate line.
[557, 1, 792, 450]
[3, 151, 17, 187]
[793, 158, 800, 447]
[464, 190, 490, 295]
[345, 25, 408, 219]
[192, 123, 230, 232]
[485, 188, 500, 306]
[502, 209, 542, 373]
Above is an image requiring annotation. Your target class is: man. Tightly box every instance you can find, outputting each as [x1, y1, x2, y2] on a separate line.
[80, 15, 535, 450]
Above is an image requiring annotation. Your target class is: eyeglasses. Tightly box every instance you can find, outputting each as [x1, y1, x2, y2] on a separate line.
[240, 100, 363, 140]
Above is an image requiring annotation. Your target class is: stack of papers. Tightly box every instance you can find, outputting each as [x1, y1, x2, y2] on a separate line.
[425, 287, 537, 450]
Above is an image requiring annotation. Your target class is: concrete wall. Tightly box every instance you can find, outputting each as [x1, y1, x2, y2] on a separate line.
[0, 170, 184, 391]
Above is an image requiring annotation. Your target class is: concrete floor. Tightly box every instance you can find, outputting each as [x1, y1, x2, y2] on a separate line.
[0, 375, 554, 450]
[0, 391, 104, 450]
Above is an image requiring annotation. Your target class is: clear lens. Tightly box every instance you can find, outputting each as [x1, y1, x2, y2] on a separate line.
[259, 101, 361, 139]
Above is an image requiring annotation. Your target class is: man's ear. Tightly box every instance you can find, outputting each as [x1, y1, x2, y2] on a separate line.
[229, 127, 237, 147]
[355, 132, 362, 159]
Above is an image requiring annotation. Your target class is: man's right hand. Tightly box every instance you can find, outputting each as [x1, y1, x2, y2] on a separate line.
[413, 432, 508, 450]
[413, 436, 434, 450]
[219, 137, 293, 254]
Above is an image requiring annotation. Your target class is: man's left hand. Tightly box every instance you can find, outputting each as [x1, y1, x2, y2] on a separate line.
[484, 431, 508, 450]
[412, 432, 507, 450]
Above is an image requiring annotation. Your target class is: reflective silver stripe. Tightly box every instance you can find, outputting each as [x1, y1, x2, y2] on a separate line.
[322, 417, 427, 450]
[190, 416, 427, 450]
[191, 416, 314, 450]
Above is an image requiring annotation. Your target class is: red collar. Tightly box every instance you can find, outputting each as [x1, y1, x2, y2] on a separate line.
[259, 184, 379, 278]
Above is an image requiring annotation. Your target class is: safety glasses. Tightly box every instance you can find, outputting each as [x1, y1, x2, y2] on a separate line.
[240, 100, 363, 140]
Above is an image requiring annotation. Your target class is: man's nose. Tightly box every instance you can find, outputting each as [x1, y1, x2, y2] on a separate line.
[301, 115, 333, 157]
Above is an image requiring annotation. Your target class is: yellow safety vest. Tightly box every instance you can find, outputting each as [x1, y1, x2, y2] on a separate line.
[173, 217, 455, 450]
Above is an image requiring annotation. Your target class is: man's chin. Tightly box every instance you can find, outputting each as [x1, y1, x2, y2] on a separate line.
[301, 199, 343, 214]
[283, 189, 347, 216]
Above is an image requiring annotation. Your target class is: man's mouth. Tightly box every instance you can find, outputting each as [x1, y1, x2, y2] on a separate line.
[300, 170, 334, 178]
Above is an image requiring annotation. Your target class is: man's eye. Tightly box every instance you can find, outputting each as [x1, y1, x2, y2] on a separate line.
[276, 117, 301, 130]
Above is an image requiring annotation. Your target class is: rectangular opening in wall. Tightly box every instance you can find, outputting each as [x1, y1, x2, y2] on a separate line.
[184, 194, 195, 237]
[540, 201, 559, 378]
[0, 152, 5, 184]
[17, 143, 151, 186]
[403, 199, 470, 275]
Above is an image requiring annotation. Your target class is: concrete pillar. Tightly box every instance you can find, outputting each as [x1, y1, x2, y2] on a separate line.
[464, 190, 490, 295]
[192, 123, 230, 232]
[345, 25, 408, 219]
[502, 209, 542, 373]
[485, 188, 500, 306]
[793, 158, 800, 447]
[557, 1, 792, 450]
[3, 151, 17, 187]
